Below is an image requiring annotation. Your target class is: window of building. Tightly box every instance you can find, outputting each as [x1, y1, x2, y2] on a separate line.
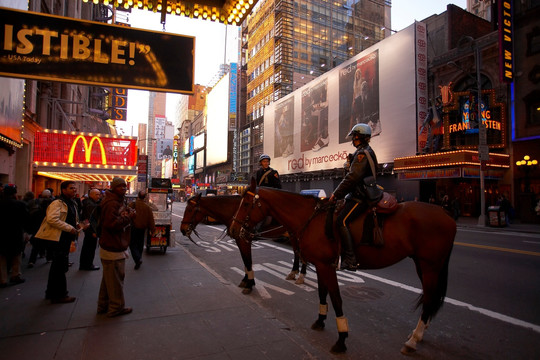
[524, 90, 540, 126]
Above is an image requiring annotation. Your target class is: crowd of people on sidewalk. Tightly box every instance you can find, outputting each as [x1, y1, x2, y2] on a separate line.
[0, 178, 156, 317]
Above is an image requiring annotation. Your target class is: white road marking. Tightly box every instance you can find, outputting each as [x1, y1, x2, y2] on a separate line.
[178, 219, 540, 333]
[230, 266, 294, 299]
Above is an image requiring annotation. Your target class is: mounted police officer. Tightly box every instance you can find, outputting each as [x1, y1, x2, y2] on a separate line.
[255, 154, 281, 189]
[329, 123, 378, 271]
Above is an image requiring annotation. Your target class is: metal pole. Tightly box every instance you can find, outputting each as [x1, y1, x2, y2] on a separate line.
[476, 44, 486, 226]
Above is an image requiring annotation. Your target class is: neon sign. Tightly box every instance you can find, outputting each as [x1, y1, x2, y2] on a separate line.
[68, 135, 107, 164]
[34, 130, 137, 166]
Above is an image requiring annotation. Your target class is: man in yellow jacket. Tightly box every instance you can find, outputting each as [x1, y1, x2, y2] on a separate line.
[128, 191, 155, 270]
[35, 181, 88, 304]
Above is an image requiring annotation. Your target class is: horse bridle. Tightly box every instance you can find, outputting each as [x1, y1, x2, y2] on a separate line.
[232, 188, 329, 241]
[231, 190, 265, 241]
[181, 198, 203, 236]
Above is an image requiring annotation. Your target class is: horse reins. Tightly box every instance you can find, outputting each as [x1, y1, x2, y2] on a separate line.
[231, 190, 268, 241]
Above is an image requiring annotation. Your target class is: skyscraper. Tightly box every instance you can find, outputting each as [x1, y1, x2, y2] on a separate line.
[239, 0, 391, 175]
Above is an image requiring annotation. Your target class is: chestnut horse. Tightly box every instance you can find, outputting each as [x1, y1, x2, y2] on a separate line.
[229, 180, 455, 355]
[180, 194, 307, 294]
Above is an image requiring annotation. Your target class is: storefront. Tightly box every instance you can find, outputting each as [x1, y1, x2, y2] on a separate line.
[33, 130, 138, 193]
[395, 150, 510, 216]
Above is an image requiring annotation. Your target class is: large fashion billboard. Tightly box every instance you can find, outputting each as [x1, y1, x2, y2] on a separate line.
[0, 7, 194, 94]
[264, 22, 426, 175]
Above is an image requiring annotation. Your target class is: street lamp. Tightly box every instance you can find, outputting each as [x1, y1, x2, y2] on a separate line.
[516, 155, 538, 193]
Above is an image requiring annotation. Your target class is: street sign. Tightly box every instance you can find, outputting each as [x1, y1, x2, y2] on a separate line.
[479, 145, 490, 161]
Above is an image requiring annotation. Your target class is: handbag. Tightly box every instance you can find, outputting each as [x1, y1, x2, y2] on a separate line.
[362, 150, 383, 204]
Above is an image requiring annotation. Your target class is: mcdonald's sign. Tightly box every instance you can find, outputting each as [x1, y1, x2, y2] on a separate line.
[34, 130, 137, 167]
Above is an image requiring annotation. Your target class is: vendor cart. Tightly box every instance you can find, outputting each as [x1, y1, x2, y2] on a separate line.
[146, 178, 172, 253]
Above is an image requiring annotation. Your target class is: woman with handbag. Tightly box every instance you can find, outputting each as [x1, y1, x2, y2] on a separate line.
[329, 123, 378, 271]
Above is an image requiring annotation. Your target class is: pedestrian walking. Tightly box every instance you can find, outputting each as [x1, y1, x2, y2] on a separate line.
[79, 189, 102, 271]
[98, 177, 135, 317]
[0, 184, 28, 287]
[128, 190, 155, 270]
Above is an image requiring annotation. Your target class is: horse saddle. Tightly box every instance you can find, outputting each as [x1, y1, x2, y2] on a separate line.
[324, 193, 398, 248]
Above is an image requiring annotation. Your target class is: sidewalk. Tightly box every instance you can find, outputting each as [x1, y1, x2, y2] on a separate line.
[0, 238, 327, 360]
[456, 216, 540, 234]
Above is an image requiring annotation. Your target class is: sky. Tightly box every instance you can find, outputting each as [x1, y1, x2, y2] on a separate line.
[120, 0, 468, 136]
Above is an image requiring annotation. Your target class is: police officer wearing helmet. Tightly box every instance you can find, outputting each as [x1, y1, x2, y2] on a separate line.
[255, 154, 282, 189]
[329, 123, 378, 271]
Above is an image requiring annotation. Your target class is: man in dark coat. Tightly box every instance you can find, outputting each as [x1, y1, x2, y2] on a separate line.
[0, 184, 28, 287]
[255, 154, 281, 189]
[27, 189, 53, 267]
[329, 123, 378, 271]
[128, 190, 155, 270]
[79, 188, 102, 270]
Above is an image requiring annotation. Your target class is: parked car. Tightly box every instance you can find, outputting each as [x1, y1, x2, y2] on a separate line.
[299, 189, 327, 199]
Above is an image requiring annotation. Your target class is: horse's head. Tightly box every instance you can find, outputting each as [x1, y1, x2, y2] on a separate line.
[180, 193, 205, 236]
[228, 178, 269, 240]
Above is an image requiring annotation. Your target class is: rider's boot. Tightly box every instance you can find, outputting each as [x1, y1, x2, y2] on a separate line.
[338, 226, 357, 271]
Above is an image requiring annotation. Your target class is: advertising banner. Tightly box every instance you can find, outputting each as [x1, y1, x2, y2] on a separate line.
[0, 7, 194, 94]
[0, 1, 26, 146]
[34, 130, 137, 166]
[264, 23, 420, 175]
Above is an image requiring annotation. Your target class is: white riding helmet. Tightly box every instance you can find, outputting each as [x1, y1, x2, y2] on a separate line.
[347, 123, 371, 137]
[259, 154, 271, 162]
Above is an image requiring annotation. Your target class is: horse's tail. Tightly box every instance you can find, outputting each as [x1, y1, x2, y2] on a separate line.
[416, 246, 453, 320]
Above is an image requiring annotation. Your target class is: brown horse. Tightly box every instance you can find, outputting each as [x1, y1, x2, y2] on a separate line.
[229, 179, 455, 355]
[179, 194, 307, 294]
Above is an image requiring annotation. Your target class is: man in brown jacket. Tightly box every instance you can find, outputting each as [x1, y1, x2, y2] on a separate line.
[128, 190, 155, 270]
[98, 177, 135, 317]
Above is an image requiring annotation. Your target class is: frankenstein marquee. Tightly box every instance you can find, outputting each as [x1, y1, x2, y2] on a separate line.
[34, 130, 137, 182]
[397, 88, 510, 181]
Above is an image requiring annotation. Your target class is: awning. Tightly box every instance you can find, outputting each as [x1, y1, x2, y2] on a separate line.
[394, 150, 510, 181]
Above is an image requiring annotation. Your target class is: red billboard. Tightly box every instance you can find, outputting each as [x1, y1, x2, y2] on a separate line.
[34, 130, 137, 166]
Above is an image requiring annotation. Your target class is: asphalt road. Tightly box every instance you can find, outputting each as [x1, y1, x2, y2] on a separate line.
[171, 201, 540, 359]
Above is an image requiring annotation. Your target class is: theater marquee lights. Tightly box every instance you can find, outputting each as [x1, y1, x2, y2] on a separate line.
[33, 130, 138, 182]
[81, 0, 259, 26]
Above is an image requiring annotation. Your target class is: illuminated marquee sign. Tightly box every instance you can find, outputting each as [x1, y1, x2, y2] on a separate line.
[394, 150, 510, 171]
[172, 136, 179, 177]
[111, 88, 128, 121]
[444, 89, 506, 150]
[34, 130, 137, 166]
[0, 7, 194, 94]
[498, 0, 514, 83]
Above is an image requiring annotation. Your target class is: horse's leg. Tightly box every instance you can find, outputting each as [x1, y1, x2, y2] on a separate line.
[285, 251, 300, 280]
[313, 263, 348, 353]
[322, 264, 348, 354]
[295, 260, 307, 285]
[311, 267, 328, 331]
[235, 239, 255, 294]
[402, 256, 449, 354]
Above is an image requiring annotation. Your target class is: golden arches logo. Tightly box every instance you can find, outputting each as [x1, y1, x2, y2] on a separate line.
[68, 135, 107, 165]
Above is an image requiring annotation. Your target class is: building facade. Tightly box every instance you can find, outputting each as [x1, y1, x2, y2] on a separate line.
[238, 0, 391, 177]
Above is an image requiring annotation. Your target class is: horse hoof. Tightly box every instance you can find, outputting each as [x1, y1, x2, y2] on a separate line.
[285, 273, 297, 280]
[330, 342, 347, 354]
[311, 320, 325, 331]
[295, 274, 305, 284]
[238, 281, 247, 288]
[242, 287, 253, 295]
[400, 344, 416, 355]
